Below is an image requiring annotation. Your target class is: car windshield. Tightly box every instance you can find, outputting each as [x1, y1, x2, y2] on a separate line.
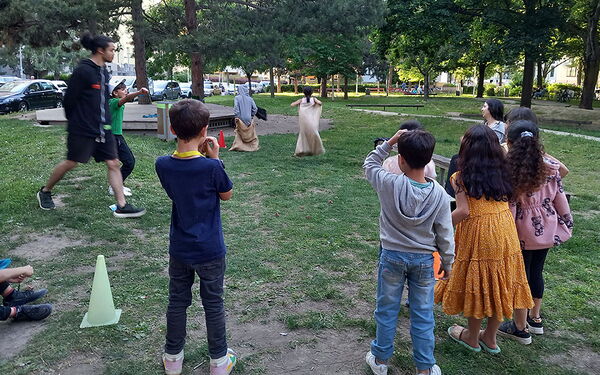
[180, 83, 191, 89]
[154, 81, 168, 89]
[0, 81, 28, 93]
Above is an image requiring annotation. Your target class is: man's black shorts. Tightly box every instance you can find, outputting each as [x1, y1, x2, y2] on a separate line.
[66, 131, 118, 163]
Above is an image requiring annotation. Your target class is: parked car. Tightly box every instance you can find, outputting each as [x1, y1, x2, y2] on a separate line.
[242, 82, 262, 93]
[221, 82, 236, 95]
[204, 81, 214, 97]
[179, 82, 192, 98]
[151, 80, 181, 101]
[51, 80, 68, 94]
[0, 80, 63, 113]
[0, 76, 20, 87]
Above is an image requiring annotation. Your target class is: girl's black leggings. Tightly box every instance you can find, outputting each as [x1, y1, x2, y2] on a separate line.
[522, 249, 550, 299]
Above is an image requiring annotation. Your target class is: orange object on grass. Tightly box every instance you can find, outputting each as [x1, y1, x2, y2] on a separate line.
[218, 130, 226, 148]
[433, 252, 444, 280]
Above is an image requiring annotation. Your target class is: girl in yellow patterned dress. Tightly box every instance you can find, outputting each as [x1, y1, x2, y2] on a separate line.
[434, 125, 533, 354]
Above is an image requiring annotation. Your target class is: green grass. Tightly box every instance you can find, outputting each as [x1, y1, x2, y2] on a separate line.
[0, 95, 598, 374]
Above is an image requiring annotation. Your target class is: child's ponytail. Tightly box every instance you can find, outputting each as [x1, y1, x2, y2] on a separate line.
[506, 120, 547, 197]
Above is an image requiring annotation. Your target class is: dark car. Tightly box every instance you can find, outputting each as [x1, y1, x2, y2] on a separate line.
[0, 80, 63, 113]
[151, 80, 181, 101]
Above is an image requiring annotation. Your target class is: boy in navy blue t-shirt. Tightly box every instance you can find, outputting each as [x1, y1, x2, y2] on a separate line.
[155, 99, 236, 375]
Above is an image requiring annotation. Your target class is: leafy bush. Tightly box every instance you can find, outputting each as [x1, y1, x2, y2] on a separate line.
[484, 83, 497, 96]
[462, 86, 475, 95]
[547, 83, 581, 98]
[43, 73, 71, 81]
[509, 86, 522, 96]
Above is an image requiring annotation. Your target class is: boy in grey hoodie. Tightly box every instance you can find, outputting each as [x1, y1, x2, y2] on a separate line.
[363, 129, 455, 375]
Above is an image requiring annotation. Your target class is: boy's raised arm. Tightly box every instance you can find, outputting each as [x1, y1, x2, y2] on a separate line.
[119, 88, 149, 107]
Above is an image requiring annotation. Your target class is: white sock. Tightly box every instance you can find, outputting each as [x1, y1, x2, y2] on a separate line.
[164, 350, 183, 360]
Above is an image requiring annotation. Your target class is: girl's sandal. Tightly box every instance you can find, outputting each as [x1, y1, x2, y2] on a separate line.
[447, 325, 481, 352]
[478, 331, 501, 354]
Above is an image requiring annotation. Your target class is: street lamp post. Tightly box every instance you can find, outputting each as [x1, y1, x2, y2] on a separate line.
[19, 45, 24, 79]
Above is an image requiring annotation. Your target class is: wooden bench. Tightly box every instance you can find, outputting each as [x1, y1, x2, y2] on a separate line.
[347, 104, 424, 111]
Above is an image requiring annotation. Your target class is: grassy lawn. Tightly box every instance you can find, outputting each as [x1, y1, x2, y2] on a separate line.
[0, 95, 598, 374]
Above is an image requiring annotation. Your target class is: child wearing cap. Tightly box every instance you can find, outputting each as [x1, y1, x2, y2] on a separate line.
[108, 81, 149, 196]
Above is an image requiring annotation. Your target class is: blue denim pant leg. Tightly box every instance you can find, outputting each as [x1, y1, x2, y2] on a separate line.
[406, 253, 436, 370]
[371, 250, 436, 369]
[165, 256, 228, 359]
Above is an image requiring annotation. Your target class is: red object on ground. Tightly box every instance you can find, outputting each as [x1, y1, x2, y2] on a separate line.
[218, 130, 226, 148]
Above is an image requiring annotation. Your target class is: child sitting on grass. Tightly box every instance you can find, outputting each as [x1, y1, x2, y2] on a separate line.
[155, 99, 236, 375]
[364, 129, 455, 375]
[0, 260, 52, 322]
[108, 80, 149, 196]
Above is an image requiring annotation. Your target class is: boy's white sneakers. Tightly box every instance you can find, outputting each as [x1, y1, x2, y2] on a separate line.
[108, 186, 132, 196]
[366, 351, 388, 375]
[162, 350, 183, 375]
[428, 364, 442, 375]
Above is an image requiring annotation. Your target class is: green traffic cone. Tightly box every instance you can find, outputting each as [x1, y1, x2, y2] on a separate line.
[80, 255, 122, 328]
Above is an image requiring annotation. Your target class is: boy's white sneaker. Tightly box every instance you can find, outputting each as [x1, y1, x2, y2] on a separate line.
[162, 350, 183, 375]
[108, 186, 132, 196]
[366, 351, 388, 375]
[210, 348, 237, 375]
[427, 364, 442, 375]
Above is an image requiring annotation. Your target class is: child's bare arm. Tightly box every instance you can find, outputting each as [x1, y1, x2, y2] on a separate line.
[219, 189, 233, 201]
[290, 99, 301, 107]
[544, 153, 569, 177]
[118, 88, 150, 107]
[313, 98, 322, 105]
[451, 179, 469, 226]
[0, 265, 33, 283]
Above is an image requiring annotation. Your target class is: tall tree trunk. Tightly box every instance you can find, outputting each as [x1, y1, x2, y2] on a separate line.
[423, 72, 430, 100]
[536, 60, 544, 88]
[577, 59, 583, 86]
[132, 0, 150, 104]
[386, 66, 393, 97]
[276, 72, 282, 93]
[293, 75, 298, 94]
[498, 70, 503, 86]
[320, 75, 327, 98]
[330, 75, 335, 101]
[476, 62, 486, 98]
[343, 75, 348, 99]
[520, 52, 535, 108]
[247, 72, 252, 96]
[355, 74, 359, 94]
[185, 0, 203, 100]
[580, 2, 600, 110]
[579, 8, 600, 108]
[269, 67, 275, 98]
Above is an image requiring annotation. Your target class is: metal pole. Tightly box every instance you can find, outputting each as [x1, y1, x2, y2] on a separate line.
[19, 45, 24, 79]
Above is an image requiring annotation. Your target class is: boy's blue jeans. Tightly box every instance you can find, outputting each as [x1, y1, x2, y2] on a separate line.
[164, 256, 228, 359]
[371, 249, 436, 371]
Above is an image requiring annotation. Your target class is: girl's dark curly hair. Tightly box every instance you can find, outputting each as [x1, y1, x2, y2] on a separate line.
[458, 125, 513, 201]
[506, 120, 547, 197]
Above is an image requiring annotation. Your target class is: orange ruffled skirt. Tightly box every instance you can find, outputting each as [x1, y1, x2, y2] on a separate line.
[434, 198, 533, 321]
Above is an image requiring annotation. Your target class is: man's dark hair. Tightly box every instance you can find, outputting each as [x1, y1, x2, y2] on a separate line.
[80, 32, 114, 54]
[484, 98, 504, 122]
[399, 120, 423, 131]
[169, 99, 210, 141]
[397, 130, 435, 169]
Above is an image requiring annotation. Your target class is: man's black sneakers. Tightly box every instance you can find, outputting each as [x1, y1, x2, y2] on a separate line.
[37, 187, 55, 210]
[113, 203, 146, 218]
[13, 304, 53, 321]
[3, 288, 48, 307]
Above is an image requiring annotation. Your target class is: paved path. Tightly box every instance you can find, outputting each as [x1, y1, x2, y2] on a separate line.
[350, 108, 600, 142]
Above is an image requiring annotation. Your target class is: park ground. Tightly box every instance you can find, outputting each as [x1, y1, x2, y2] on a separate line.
[0, 94, 599, 374]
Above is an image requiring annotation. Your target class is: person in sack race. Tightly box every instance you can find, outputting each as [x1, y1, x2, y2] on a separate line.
[229, 85, 259, 152]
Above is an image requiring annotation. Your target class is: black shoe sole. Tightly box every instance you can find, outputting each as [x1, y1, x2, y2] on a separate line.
[497, 329, 532, 345]
[37, 192, 55, 210]
[113, 209, 146, 218]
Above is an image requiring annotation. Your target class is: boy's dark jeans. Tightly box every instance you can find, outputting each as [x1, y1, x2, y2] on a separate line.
[115, 135, 135, 182]
[165, 256, 228, 359]
[1, 281, 11, 320]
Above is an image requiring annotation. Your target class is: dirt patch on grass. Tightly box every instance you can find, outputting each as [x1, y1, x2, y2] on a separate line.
[10, 234, 86, 261]
[0, 321, 46, 360]
[42, 352, 105, 375]
[544, 347, 600, 375]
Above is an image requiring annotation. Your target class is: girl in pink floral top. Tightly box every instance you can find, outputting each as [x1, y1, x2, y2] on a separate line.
[498, 120, 573, 343]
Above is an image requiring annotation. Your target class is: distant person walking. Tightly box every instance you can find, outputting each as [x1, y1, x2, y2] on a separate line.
[291, 86, 325, 156]
[36, 33, 145, 218]
[229, 85, 259, 152]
